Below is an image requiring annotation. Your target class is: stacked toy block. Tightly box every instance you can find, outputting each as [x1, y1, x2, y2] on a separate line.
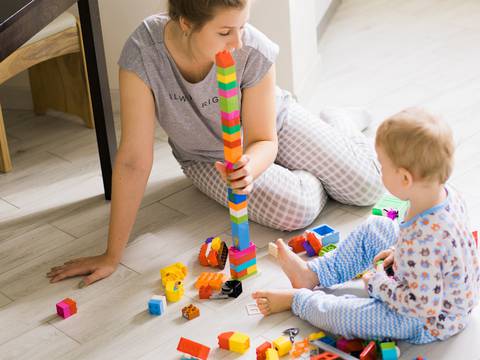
[56, 297, 77, 319]
[216, 50, 257, 280]
[198, 236, 228, 270]
[160, 262, 187, 302]
[218, 331, 250, 354]
[372, 193, 409, 221]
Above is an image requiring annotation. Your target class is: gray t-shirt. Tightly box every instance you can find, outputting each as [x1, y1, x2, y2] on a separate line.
[118, 13, 291, 165]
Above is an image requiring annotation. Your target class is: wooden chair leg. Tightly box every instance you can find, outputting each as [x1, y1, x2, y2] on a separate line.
[0, 104, 13, 173]
[28, 51, 94, 129]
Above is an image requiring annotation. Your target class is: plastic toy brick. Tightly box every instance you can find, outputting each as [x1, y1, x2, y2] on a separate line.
[310, 353, 340, 360]
[165, 280, 184, 302]
[319, 244, 337, 257]
[222, 279, 243, 298]
[230, 257, 256, 272]
[256, 341, 272, 360]
[311, 224, 339, 246]
[231, 220, 251, 250]
[218, 331, 234, 350]
[336, 338, 364, 353]
[319, 336, 336, 347]
[288, 234, 307, 253]
[56, 297, 77, 319]
[380, 342, 398, 360]
[308, 331, 326, 341]
[306, 231, 323, 254]
[290, 339, 310, 358]
[160, 262, 187, 287]
[199, 285, 213, 299]
[273, 335, 292, 357]
[268, 242, 278, 257]
[310, 339, 358, 360]
[265, 348, 279, 360]
[359, 341, 376, 360]
[148, 295, 166, 316]
[182, 304, 200, 320]
[177, 337, 210, 360]
[303, 239, 318, 257]
[372, 193, 409, 221]
[218, 331, 250, 354]
[215, 50, 235, 68]
[195, 272, 227, 290]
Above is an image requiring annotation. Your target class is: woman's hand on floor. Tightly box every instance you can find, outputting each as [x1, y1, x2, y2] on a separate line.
[47, 253, 119, 288]
[215, 155, 253, 194]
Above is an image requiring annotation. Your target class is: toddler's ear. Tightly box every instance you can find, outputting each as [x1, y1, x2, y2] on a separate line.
[400, 167, 413, 187]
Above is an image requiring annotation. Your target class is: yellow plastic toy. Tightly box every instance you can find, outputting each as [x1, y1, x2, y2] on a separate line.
[165, 280, 184, 302]
[228, 332, 250, 354]
[266, 348, 279, 360]
[160, 262, 187, 286]
[273, 336, 292, 357]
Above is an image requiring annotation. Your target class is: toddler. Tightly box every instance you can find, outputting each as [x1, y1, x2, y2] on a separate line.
[253, 108, 479, 343]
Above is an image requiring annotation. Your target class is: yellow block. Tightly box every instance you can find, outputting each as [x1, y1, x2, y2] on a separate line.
[308, 331, 326, 341]
[217, 72, 237, 84]
[228, 332, 250, 354]
[211, 237, 221, 251]
[160, 262, 187, 286]
[273, 336, 292, 357]
[223, 131, 241, 142]
[266, 348, 279, 360]
[165, 280, 184, 302]
[247, 264, 257, 275]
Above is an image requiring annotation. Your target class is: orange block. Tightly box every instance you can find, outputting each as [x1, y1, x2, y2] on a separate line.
[218, 331, 234, 350]
[195, 272, 227, 290]
[224, 146, 242, 163]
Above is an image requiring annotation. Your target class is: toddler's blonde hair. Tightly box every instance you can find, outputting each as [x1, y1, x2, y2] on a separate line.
[375, 107, 454, 184]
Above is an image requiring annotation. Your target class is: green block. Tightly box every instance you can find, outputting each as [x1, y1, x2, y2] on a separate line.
[222, 124, 241, 134]
[380, 342, 396, 350]
[230, 214, 249, 224]
[218, 80, 237, 91]
[217, 65, 236, 76]
[319, 243, 337, 256]
[219, 96, 239, 113]
[372, 193, 409, 221]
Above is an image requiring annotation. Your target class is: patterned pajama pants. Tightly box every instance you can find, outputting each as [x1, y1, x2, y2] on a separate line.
[182, 101, 384, 231]
[292, 216, 436, 344]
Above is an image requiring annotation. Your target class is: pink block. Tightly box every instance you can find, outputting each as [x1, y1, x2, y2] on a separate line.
[221, 110, 240, 120]
[229, 242, 256, 260]
[225, 161, 234, 170]
[218, 88, 238, 98]
[56, 301, 72, 318]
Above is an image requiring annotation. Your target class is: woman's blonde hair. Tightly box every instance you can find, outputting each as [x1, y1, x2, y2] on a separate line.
[168, 0, 247, 31]
[375, 107, 454, 184]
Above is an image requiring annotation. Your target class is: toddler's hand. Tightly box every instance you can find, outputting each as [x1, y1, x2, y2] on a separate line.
[362, 270, 374, 289]
[215, 155, 253, 194]
[373, 247, 395, 269]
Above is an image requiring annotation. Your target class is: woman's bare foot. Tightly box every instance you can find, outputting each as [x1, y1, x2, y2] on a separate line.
[276, 238, 319, 289]
[252, 289, 300, 315]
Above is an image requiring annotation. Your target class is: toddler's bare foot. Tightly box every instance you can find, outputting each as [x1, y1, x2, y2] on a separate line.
[276, 238, 319, 289]
[252, 289, 300, 315]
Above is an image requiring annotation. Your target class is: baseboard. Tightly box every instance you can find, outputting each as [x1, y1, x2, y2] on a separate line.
[0, 85, 121, 114]
[317, 0, 342, 41]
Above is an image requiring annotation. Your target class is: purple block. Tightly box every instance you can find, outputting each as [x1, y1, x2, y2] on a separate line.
[303, 241, 317, 257]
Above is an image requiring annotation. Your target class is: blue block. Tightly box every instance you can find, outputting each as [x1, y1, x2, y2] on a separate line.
[228, 188, 247, 204]
[148, 299, 164, 316]
[320, 336, 336, 347]
[382, 348, 398, 360]
[232, 221, 250, 250]
[312, 224, 339, 246]
[229, 257, 257, 272]
[303, 241, 317, 257]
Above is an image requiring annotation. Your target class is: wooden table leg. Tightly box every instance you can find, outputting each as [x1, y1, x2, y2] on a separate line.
[77, 0, 117, 200]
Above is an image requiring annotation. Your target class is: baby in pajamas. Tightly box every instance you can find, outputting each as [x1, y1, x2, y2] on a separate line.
[253, 108, 479, 343]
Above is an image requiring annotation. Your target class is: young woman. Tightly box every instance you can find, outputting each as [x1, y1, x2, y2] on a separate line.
[47, 0, 383, 287]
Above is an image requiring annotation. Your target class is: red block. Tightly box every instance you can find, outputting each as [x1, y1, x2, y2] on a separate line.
[359, 341, 377, 360]
[199, 286, 212, 299]
[336, 338, 364, 353]
[306, 231, 323, 254]
[288, 234, 307, 253]
[216, 50, 235, 68]
[177, 337, 210, 360]
[218, 331, 234, 350]
[256, 341, 272, 360]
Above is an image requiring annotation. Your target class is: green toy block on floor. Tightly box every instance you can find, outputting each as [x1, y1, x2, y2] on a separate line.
[372, 193, 409, 221]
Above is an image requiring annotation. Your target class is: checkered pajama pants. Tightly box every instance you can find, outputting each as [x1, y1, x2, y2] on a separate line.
[182, 101, 384, 231]
[292, 216, 436, 344]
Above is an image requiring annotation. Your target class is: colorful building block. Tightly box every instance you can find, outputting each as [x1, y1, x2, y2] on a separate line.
[380, 342, 398, 360]
[290, 339, 310, 358]
[160, 262, 187, 286]
[199, 285, 213, 300]
[319, 244, 337, 257]
[195, 272, 227, 290]
[199, 237, 228, 270]
[182, 304, 200, 320]
[177, 337, 210, 360]
[272, 335, 292, 356]
[336, 338, 364, 353]
[288, 234, 307, 253]
[229, 242, 257, 280]
[218, 331, 250, 354]
[311, 353, 340, 360]
[372, 193, 409, 221]
[256, 341, 272, 360]
[308, 331, 326, 341]
[306, 231, 323, 254]
[359, 341, 377, 360]
[165, 280, 184, 302]
[148, 295, 166, 316]
[56, 297, 77, 319]
[310, 224, 339, 246]
[265, 348, 279, 360]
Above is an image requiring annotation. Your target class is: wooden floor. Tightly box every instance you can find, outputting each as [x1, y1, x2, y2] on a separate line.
[1, 1, 480, 359]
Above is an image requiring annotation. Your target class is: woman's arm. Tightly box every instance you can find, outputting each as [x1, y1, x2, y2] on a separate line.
[216, 65, 278, 193]
[47, 69, 156, 286]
